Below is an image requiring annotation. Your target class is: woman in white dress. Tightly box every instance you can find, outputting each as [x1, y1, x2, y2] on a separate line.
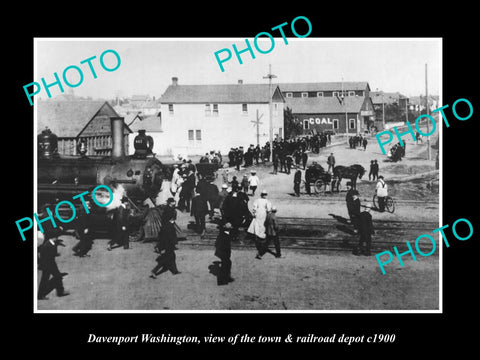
[247, 190, 272, 258]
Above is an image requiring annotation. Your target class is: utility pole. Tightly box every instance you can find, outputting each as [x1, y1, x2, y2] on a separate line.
[263, 64, 277, 162]
[343, 77, 348, 143]
[251, 109, 263, 146]
[425, 62, 431, 160]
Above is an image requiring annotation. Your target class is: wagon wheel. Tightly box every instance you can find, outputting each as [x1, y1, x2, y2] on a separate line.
[386, 196, 395, 213]
[300, 180, 306, 191]
[314, 179, 324, 194]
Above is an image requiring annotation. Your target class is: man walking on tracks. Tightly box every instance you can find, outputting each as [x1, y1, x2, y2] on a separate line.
[214, 222, 234, 285]
[353, 204, 374, 256]
[38, 229, 70, 300]
[376, 175, 388, 212]
[191, 189, 208, 237]
[150, 198, 181, 278]
[346, 183, 361, 231]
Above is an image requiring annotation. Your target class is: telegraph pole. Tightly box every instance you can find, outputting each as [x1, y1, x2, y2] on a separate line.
[425, 62, 431, 160]
[263, 64, 277, 162]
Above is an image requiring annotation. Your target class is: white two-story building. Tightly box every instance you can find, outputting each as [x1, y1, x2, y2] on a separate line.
[155, 77, 285, 157]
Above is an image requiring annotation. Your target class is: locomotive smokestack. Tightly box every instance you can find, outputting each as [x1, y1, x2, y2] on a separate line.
[110, 116, 125, 159]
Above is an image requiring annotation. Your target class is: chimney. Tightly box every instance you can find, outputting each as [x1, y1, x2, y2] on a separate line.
[172, 77, 178, 86]
[110, 117, 125, 159]
[238, 79, 243, 84]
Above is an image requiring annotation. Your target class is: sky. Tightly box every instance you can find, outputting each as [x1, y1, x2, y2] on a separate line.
[35, 38, 441, 100]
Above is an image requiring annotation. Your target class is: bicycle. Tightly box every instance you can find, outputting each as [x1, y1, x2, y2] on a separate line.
[372, 194, 395, 213]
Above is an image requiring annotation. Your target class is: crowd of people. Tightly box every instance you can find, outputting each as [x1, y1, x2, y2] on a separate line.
[387, 142, 406, 162]
[36, 130, 403, 300]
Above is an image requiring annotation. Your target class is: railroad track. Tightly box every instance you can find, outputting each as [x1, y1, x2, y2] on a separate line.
[267, 196, 439, 205]
[179, 217, 440, 254]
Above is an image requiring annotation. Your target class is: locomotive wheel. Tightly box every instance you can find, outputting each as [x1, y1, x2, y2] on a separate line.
[314, 179, 324, 194]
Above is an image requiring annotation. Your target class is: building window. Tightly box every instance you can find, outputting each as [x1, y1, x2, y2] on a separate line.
[349, 91, 355, 96]
[274, 103, 278, 115]
[205, 104, 211, 116]
[301, 92, 308, 98]
[168, 104, 174, 114]
[242, 103, 248, 114]
[188, 129, 194, 140]
[317, 92, 324, 97]
[213, 104, 218, 116]
[303, 119, 309, 130]
[286, 92, 293, 98]
[333, 119, 339, 130]
[196, 130, 202, 140]
[349, 118, 356, 129]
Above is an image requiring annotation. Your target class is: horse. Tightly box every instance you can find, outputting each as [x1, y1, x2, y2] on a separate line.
[333, 164, 366, 191]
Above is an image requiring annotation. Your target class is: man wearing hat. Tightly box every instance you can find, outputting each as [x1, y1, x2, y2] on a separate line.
[293, 168, 302, 197]
[214, 222, 234, 285]
[38, 230, 70, 300]
[345, 183, 361, 231]
[248, 170, 260, 196]
[150, 198, 181, 278]
[265, 206, 281, 258]
[353, 203, 375, 255]
[327, 152, 336, 173]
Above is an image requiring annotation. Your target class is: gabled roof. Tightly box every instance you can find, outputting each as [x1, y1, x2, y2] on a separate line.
[371, 91, 408, 105]
[160, 84, 284, 104]
[37, 100, 131, 137]
[278, 82, 370, 93]
[129, 115, 162, 132]
[285, 96, 367, 114]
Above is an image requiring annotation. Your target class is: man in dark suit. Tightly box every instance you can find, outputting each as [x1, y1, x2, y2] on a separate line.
[72, 203, 94, 257]
[346, 184, 361, 231]
[38, 230, 70, 300]
[353, 205, 375, 255]
[294, 168, 302, 197]
[191, 190, 208, 237]
[214, 222, 234, 285]
[150, 198, 181, 278]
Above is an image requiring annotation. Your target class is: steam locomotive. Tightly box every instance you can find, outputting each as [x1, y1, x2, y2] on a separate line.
[37, 116, 174, 235]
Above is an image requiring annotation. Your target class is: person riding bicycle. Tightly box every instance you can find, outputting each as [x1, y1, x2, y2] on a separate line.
[375, 175, 388, 212]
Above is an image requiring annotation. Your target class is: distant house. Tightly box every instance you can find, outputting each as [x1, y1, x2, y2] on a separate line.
[371, 91, 409, 110]
[408, 95, 439, 112]
[37, 99, 132, 156]
[158, 77, 285, 156]
[114, 95, 161, 117]
[279, 82, 374, 134]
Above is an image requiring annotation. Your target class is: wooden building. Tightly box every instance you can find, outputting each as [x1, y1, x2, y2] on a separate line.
[158, 77, 285, 156]
[37, 100, 131, 156]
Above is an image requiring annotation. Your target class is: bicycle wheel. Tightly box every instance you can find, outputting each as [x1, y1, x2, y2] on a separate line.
[386, 197, 395, 213]
[372, 194, 379, 209]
